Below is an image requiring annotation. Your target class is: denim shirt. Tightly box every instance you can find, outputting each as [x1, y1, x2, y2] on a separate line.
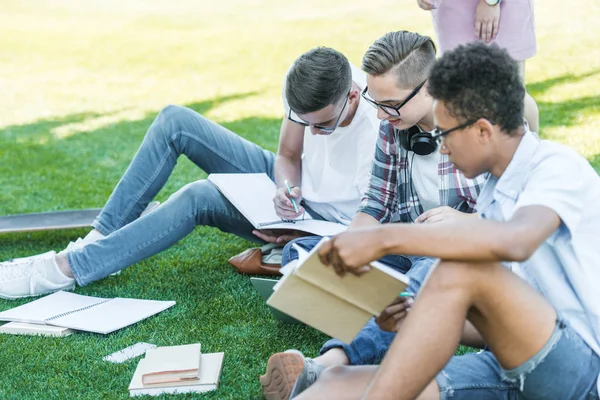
[476, 128, 600, 392]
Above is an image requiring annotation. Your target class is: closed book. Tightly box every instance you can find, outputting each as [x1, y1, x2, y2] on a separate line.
[141, 344, 201, 385]
[129, 352, 225, 397]
[0, 322, 74, 337]
[267, 238, 410, 344]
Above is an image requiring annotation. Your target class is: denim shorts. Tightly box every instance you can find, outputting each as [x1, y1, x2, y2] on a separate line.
[436, 318, 600, 400]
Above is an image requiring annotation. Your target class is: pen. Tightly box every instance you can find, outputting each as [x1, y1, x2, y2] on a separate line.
[284, 179, 299, 213]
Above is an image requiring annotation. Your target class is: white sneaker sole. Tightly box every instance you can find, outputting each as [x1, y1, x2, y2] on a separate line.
[0, 282, 76, 301]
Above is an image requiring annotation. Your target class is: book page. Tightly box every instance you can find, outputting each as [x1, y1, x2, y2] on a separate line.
[265, 219, 347, 236]
[207, 173, 311, 227]
[0, 291, 106, 325]
[51, 297, 175, 334]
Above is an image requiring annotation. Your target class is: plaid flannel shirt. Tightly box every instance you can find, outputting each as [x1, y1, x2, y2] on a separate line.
[359, 120, 487, 223]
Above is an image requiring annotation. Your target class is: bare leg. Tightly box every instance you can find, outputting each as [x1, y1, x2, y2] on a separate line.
[362, 261, 556, 400]
[518, 60, 540, 133]
[55, 253, 74, 278]
[296, 366, 440, 400]
[313, 348, 350, 367]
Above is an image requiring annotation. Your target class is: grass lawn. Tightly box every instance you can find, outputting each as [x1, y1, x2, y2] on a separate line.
[1, 0, 599, 398]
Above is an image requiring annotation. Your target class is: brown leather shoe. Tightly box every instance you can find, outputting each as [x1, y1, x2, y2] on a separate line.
[228, 247, 281, 276]
[260, 352, 305, 400]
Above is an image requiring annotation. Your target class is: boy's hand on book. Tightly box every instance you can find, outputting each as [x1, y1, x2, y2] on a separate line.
[415, 206, 470, 224]
[375, 296, 414, 332]
[274, 187, 305, 219]
[318, 228, 384, 276]
[253, 229, 307, 244]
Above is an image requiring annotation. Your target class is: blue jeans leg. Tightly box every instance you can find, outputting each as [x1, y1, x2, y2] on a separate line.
[68, 105, 275, 286]
[92, 104, 275, 235]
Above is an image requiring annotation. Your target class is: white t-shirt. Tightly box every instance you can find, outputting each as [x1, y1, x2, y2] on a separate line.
[477, 130, 600, 392]
[282, 64, 380, 224]
[409, 148, 441, 219]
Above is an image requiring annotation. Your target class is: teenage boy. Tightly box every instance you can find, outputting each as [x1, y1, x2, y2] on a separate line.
[0, 47, 380, 299]
[260, 31, 487, 400]
[299, 42, 600, 400]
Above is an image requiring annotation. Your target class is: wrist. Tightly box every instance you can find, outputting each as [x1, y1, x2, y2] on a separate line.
[377, 225, 397, 257]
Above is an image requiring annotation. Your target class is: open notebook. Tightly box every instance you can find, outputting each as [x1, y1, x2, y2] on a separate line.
[207, 173, 347, 236]
[267, 238, 410, 344]
[0, 291, 175, 334]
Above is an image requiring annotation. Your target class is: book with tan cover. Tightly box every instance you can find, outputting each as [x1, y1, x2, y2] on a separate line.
[129, 352, 225, 397]
[141, 344, 201, 385]
[267, 238, 410, 344]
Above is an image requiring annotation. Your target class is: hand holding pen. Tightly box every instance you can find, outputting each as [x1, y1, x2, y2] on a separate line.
[273, 180, 304, 219]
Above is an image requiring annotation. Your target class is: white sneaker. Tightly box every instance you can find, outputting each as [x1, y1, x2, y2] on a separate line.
[0, 252, 75, 300]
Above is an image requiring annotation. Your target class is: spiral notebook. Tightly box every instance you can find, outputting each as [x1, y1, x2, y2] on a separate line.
[207, 173, 346, 236]
[0, 291, 175, 334]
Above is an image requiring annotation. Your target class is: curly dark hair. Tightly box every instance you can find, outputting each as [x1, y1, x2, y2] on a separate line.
[428, 42, 525, 133]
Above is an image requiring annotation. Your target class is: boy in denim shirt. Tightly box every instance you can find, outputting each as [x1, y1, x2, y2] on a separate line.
[295, 42, 600, 400]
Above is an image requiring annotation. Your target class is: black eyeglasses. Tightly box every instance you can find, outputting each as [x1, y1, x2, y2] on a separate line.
[432, 119, 478, 143]
[287, 92, 350, 134]
[361, 80, 426, 116]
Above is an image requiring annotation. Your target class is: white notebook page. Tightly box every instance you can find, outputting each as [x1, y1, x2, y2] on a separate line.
[0, 291, 106, 325]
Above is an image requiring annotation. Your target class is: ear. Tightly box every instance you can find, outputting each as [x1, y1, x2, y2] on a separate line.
[348, 85, 361, 104]
[476, 118, 495, 143]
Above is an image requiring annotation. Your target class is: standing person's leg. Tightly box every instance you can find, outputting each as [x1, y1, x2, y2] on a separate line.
[94, 104, 275, 236]
[518, 61, 539, 133]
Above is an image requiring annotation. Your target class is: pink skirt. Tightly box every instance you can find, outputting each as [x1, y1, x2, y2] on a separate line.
[431, 0, 536, 61]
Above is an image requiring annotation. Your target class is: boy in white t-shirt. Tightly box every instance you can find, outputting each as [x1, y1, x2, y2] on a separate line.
[0, 47, 380, 299]
[297, 42, 600, 400]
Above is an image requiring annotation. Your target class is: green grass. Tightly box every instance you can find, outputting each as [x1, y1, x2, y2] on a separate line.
[0, 0, 599, 398]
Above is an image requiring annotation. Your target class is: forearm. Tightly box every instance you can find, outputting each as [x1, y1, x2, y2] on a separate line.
[377, 219, 529, 263]
[274, 154, 301, 189]
[349, 212, 380, 230]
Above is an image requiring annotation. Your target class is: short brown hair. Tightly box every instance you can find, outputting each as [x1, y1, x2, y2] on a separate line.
[362, 31, 436, 89]
[286, 47, 352, 114]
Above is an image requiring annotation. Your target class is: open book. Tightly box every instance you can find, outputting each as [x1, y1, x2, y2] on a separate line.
[0, 291, 175, 334]
[207, 173, 347, 236]
[267, 238, 410, 344]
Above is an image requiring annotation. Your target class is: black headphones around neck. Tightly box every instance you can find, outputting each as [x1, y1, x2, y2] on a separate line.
[399, 125, 437, 156]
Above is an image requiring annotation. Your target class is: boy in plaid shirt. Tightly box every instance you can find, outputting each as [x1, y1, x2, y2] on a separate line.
[261, 30, 487, 400]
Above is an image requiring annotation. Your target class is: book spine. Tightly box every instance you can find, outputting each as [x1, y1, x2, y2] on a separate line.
[45, 299, 112, 322]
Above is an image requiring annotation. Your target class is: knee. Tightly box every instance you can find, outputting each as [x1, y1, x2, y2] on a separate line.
[424, 261, 478, 294]
[152, 104, 207, 141]
[171, 180, 218, 210]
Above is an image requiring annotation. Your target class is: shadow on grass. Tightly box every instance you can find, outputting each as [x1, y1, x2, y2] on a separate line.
[524, 70, 600, 134]
[526, 69, 600, 98]
[0, 91, 281, 216]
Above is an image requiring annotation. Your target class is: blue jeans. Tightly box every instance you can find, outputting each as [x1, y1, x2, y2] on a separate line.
[282, 235, 437, 365]
[435, 318, 600, 400]
[68, 105, 276, 286]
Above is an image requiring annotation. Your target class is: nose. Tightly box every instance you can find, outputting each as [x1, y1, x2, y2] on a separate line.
[310, 126, 324, 135]
[376, 107, 388, 120]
